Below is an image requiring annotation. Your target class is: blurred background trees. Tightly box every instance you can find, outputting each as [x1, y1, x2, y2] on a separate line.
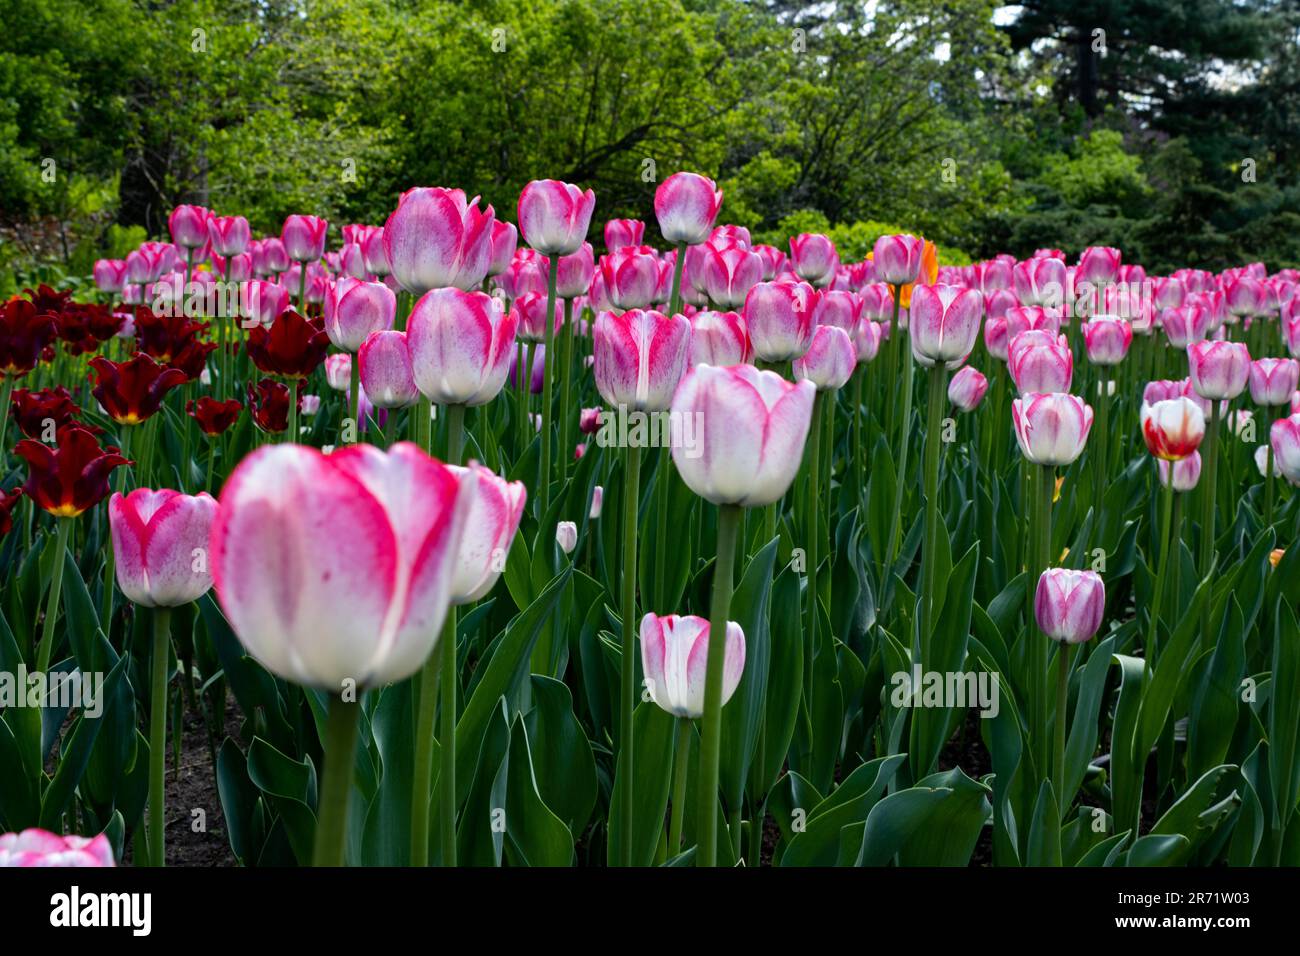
[2, 0, 1299, 291]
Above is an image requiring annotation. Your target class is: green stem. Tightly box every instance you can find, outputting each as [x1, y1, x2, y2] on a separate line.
[1199, 401, 1219, 579]
[410, 636, 441, 867]
[696, 503, 742, 867]
[886, 299, 915, 571]
[852, 370, 864, 509]
[619, 442, 642, 866]
[0, 375, 13, 457]
[349, 354, 360, 444]
[148, 606, 172, 867]
[655, 451, 669, 607]
[36, 518, 73, 675]
[920, 364, 947, 664]
[668, 241, 686, 316]
[1265, 406, 1278, 528]
[297, 260, 308, 316]
[540, 265, 558, 513]
[1054, 642, 1071, 814]
[1030, 464, 1054, 779]
[312, 694, 361, 867]
[1147, 473, 1175, 661]
[440, 404, 465, 865]
[667, 717, 691, 853]
[560, 299, 575, 480]
[805, 393, 823, 703]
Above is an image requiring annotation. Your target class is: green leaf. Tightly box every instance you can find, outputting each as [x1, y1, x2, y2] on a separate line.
[606, 701, 675, 867]
[503, 716, 574, 866]
[523, 675, 596, 836]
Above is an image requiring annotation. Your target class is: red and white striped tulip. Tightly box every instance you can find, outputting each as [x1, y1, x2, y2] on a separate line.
[640, 613, 745, 719]
[407, 288, 518, 406]
[1140, 397, 1206, 461]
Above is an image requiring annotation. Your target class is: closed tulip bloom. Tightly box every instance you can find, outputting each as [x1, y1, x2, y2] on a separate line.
[511, 291, 560, 343]
[1012, 392, 1094, 466]
[789, 234, 838, 286]
[553, 242, 595, 298]
[1160, 305, 1210, 349]
[588, 485, 604, 520]
[700, 241, 763, 309]
[256, 238, 291, 275]
[670, 364, 815, 507]
[1272, 414, 1300, 483]
[605, 219, 645, 251]
[90, 354, 188, 425]
[978, 258, 1014, 294]
[211, 443, 467, 688]
[593, 309, 691, 411]
[859, 283, 894, 322]
[690, 310, 752, 366]
[337, 243, 366, 279]
[640, 613, 745, 719]
[446, 463, 526, 604]
[1151, 276, 1186, 310]
[654, 172, 723, 245]
[125, 245, 168, 285]
[207, 215, 250, 257]
[1009, 331, 1073, 393]
[1013, 257, 1067, 308]
[1140, 397, 1206, 460]
[948, 365, 988, 412]
[1005, 305, 1062, 339]
[407, 288, 518, 406]
[109, 489, 217, 607]
[1034, 569, 1105, 645]
[168, 205, 210, 250]
[1188, 340, 1251, 400]
[359, 227, 391, 277]
[324, 353, 352, 391]
[555, 521, 578, 555]
[871, 234, 924, 286]
[743, 280, 818, 362]
[600, 247, 661, 310]
[754, 244, 787, 280]
[1077, 246, 1121, 287]
[1256, 444, 1283, 478]
[517, 180, 595, 256]
[385, 188, 496, 293]
[712, 224, 751, 248]
[1225, 276, 1266, 318]
[93, 259, 128, 294]
[983, 315, 1011, 361]
[812, 289, 864, 332]
[0, 829, 115, 868]
[1082, 316, 1133, 365]
[281, 214, 328, 262]
[1157, 451, 1202, 492]
[1285, 308, 1300, 358]
[217, 253, 252, 283]
[482, 220, 516, 278]
[909, 284, 982, 369]
[854, 318, 884, 364]
[793, 325, 855, 391]
[359, 330, 420, 408]
[323, 278, 396, 352]
[1249, 357, 1300, 407]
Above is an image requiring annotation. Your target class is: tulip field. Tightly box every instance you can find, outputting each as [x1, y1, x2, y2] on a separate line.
[0, 173, 1299, 877]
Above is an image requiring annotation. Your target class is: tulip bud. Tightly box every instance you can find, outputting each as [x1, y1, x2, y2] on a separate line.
[789, 233, 839, 287]
[323, 278, 396, 353]
[281, 214, 329, 262]
[872, 234, 924, 286]
[1187, 340, 1251, 400]
[1157, 451, 1202, 491]
[1141, 397, 1206, 461]
[639, 613, 745, 719]
[743, 280, 818, 362]
[109, 489, 217, 607]
[1009, 331, 1073, 393]
[793, 325, 855, 391]
[324, 353, 352, 392]
[1013, 257, 1067, 309]
[1272, 414, 1300, 484]
[670, 364, 815, 507]
[1082, 315, 1133, 365]
[1256, 444, 1283, 478]
[169, 205, 211, 250]
[589, 485, 604, 520]
[555, 520, 578, 555]
[689, 310, 752, 366]
[909, 285, 982, 369]
[854, 318, 883, 364]
[359, 330, 420, 409]
[93, 259, 128, 294]
[1225, 276, 1266, 318]
[1160, 305, 1210, 349]
[1248, 357, 1300, 407]
[447, 464, 526, 603]
[593, 309, 691, 412]
[362, 227, 391, 277]
[948, 365, 988, 412]
[556, 243, 596, 298]
[654, 172, 723, 246]
[605, 218, 646, 251]
[518, 180, 596, 256]
[1034, 569, 1105, 644]
[701, 241, 763, 309]
[408, 288, 518, 406]
[1012, 392, 1093, 466]
[1077, 246, 1121, 287]
[208, 215, 250, 257]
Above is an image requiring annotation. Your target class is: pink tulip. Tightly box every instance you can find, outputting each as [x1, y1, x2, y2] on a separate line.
[754, 244, 787, 280]
[701, 241, 763, 308]
[355, 227, 388, 277]
[600, 247, 661, 310]
[125, 245, 169, 285]
[1082, 316, 1132, 365]
[359, 330, 420, 408]
[93, 259, 128, 294]
[948, 365, 988, 412]
[909, 284, 983, 369]
[281, 214, 328, 262]
[211, 443, 467, 688]
[812, 289, 864, 332]
[511, 291, 561, 344]
[1151, 276, 1186, 310]
[240, 279, 290, 329]
[793, 325, 855, 391]
[1009, 331, 1073, 393]
[689, 310, 752, 366]
[1013, 257, 1067, 308]
[446, 463, 526, 603]
[712, 225, 751, 248]
[207, 215, 250, 257]
[1285, 305, 1300, 358]
[323, 278, 396, 352]
[256, 238, 291, 275]
[1012, 392, 1093, 466]
[550, 242, 593, 299]
[384, 187, 494, 293]
[859, 283, 895, 322]
[407, 288, 518, 406]
[555, 521, 578, 555]
[486, 220, 517, 277]
[1034, 569, 1105, 644]
[338, 243, 367, 279]
[872, 234, 924, 286]
[1076, 246, 1121, 287]
[854, 318, 884, 364]
[168, 204, 210, 250]
[510, 343, 546, 394]
[579, 407, 602, 434]
[0, 829, 114, 867]
[593, 309, 691, 411]
[743, 280, 818, 362]
[1141, 397, 1205, 461]
[789, 234, 838, 287]
[978, 259, 1014, 294]
[670, 364, 815, 506]
[640, 613, 745, 719]
[1271, 414, 1300, 483]
[1225, 276, 1266, 318]
[324, 353, 352, 391]
[1249, 357, 1300, 407]
[654, 172, 723, 245]
[503, 250, 549, 299]
[518, 179, 596, 256]
[109, 489, 217, 607]
[1157, 451, 1202, 492]
[215, 253, 252, 283]
[1187, 340, 1251, 400]
[589, 485, 604, 519]
[605, 218, 646, 251]
[1160, 305, 1210, 349]
[1004, 305, 1062, 340]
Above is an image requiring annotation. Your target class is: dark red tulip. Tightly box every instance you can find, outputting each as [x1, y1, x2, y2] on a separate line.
[0, 298, 58, 377]
[133, 308, 209, 364]
[187, 397, 243, 435]
[88, 353, 188, 425]
[247, 379, 290, 433]
[15, 426, 131, 517]
[9, 386, 97, 439]
[167, 337, 220, 381]
[246, 310, 330, 379]
[24, 284, 74, 315]
[0, 486, 21, 536]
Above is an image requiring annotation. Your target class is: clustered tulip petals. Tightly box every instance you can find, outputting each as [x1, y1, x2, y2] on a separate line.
[1034, 569, 1105, 645]
[640, 613, 746, 719]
